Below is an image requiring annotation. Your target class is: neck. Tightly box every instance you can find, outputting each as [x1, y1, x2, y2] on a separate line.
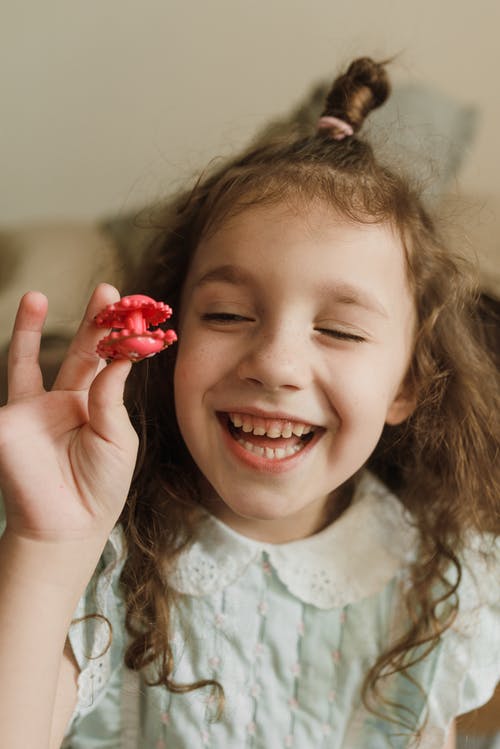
[198, 481, 354, 544]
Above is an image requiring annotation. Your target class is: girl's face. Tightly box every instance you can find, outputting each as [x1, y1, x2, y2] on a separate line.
[174, 201, 416, 542]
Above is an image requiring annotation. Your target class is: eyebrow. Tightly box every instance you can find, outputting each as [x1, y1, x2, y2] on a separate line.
[318, 281, 389, 318]
[193, 264, 389, 318]
[193, 264, 255, 288]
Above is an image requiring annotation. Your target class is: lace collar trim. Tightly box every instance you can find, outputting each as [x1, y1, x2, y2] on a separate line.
[167, 471, 419, 609]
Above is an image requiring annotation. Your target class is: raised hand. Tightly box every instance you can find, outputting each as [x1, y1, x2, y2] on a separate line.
[0, 284, 139, 544]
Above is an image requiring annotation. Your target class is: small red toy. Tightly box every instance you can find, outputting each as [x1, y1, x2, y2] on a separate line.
[95, 294, 177, 362]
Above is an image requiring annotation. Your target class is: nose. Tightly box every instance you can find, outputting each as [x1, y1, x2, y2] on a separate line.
[237, 324, 311, 391]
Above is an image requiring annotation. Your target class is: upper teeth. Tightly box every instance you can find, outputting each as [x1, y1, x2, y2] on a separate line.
[229, 413, 314, 438]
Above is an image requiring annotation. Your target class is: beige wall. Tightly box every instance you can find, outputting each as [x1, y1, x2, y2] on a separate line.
[1, 0, 499, 267]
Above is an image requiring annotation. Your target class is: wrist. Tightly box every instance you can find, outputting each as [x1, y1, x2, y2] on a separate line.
[0, 527, 109, 597]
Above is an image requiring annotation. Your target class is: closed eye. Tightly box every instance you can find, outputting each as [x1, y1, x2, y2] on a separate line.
[315, 328, 366, 343]
[201, 313, 253, 323]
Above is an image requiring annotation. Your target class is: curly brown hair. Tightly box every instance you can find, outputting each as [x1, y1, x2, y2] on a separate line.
[118, 57, 499, 733]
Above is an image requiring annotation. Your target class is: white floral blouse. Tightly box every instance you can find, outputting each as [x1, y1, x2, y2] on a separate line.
[56, 471, 499, 749]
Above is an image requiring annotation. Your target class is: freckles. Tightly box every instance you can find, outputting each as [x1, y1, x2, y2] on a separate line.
[175, 346, 220, 390]
[177, 331, 212, 362]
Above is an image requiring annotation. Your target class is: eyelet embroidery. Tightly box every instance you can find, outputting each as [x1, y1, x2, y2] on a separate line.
[167, 472, 418, 609]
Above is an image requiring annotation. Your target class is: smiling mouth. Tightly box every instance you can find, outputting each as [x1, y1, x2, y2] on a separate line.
[219, 411, 319, 461]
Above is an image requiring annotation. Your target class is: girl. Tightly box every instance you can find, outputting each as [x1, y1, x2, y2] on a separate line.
[0, 58, 498, 749]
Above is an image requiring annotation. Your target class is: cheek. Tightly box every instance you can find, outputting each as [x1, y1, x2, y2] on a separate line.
[175, 325, 209, 376]
[173, 356, 200, 448]
[323, 355, 402, 419]
[173, 330, 223, 411]
[175, 318, 243, 384]
[173, 337, 198, 409]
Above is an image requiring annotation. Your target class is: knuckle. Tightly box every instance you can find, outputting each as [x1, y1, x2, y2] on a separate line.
[72, 344, 99, 363]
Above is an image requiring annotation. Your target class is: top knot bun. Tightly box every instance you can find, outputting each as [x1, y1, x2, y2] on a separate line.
[320, 57, 390, 137]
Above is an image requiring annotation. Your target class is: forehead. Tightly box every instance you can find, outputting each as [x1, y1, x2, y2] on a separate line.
[187, 201, 410, 299]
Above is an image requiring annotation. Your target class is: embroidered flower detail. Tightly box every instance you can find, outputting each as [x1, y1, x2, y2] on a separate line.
[208, 656, 220, 669]
[258, 600, 269, 616]
[328, 689, 337, 703]
[340, 610, 347, 624]
[291, 662, 301, 676]
[322, 723, 332, 736]
[247, 721, 257, 735]
[201, 728, 210, 745]
[262, 560, 272, 576]
[288, 696, 298, 711]
[255, 642, 265, 657]
[156, 740, 166, 749]
[331, 649, 340, 663]
[160, 711, 170, 725]
[297, 620, 305, 637]
[250, 682, 262, 698]
[214, 613, 225, 628]
[285, 734, 294, 747]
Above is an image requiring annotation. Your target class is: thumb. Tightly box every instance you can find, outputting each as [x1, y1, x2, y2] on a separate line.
[88, 359, 136, 446]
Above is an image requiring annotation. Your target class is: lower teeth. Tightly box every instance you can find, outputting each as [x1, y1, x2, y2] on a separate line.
[236, 438, 303, 459]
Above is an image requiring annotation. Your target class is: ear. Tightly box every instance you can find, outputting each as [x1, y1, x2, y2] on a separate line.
[385, 382, 417, 426]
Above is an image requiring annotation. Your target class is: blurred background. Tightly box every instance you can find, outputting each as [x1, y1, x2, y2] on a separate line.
[2, 0, 498, 384]
[0, 2, 499, 742]
[1, 0, 499, 300]
[0, 0, 499, 223]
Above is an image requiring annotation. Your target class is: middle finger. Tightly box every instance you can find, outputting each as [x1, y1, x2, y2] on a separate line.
[52, 283, 120, 392]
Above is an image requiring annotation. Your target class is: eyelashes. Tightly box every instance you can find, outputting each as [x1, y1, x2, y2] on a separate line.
[315, 328, 366, 343]
[201, 313, 253, 323]
[201, 313, 366, 343]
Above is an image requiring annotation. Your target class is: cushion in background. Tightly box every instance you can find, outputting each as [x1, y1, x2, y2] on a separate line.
[100, 81, 480, 282]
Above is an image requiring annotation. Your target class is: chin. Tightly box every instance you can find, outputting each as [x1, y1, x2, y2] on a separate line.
[216, 490, 298, 523]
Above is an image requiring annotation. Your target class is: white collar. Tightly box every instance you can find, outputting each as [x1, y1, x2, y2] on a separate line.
[167, 471, 418, 609]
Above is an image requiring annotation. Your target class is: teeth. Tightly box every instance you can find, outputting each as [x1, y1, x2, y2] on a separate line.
[229, 413, 315, 439]
[238, 438, 303, 459]
[267, 425, 282, 438]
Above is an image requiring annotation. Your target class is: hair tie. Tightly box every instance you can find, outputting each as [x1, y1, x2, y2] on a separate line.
[316, 115, 354, 140]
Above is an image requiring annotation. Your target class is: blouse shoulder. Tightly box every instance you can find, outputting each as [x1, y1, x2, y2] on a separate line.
[65, 526, 127, 732]
[421, 534, 500, 748]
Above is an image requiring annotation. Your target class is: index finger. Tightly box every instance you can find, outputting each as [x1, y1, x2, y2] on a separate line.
[7, 291, 49, 402]
[52, 284, 121, 392]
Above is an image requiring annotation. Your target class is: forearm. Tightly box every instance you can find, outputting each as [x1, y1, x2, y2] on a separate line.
[0, 531, 106, 749]
[0, 287, 136, 747]
[442, 720, 456, 749]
